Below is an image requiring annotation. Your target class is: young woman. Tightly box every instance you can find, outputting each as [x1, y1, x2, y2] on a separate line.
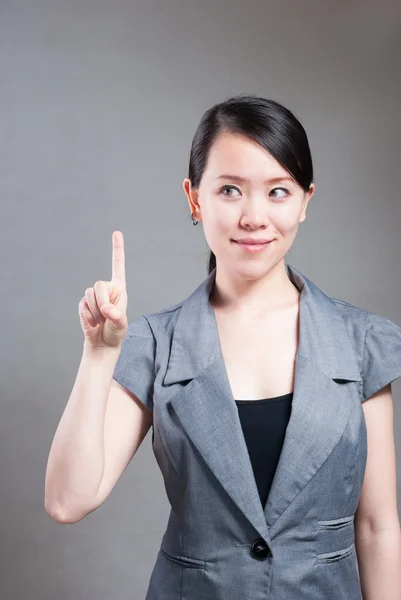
[45, 95, 401, 599]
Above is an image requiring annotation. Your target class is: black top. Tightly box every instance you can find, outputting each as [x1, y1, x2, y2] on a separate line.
[235, 392, 293, 509]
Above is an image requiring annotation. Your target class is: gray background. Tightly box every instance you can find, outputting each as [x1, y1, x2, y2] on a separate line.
[1, 0, 400, 598]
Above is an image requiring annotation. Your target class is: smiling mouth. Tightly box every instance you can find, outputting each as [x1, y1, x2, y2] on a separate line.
[234, 241, 270, 245]
[232, 240, 272, 252]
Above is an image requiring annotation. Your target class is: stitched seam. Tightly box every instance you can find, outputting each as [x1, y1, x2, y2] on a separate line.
[125, 315, 155, 340]
[361, 313, 371, 401]
[332, 298, 361, 310]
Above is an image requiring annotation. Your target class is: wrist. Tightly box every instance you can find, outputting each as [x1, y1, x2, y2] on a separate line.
[83, 341, 121, 361]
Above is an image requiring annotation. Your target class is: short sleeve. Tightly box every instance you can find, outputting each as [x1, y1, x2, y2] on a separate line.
[362, 313, 401, 401]
[112, 315, 156, 412]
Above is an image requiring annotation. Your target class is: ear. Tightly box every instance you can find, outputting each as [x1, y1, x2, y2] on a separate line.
[299, 183, 315, 223]
[183, 178, 202, 221]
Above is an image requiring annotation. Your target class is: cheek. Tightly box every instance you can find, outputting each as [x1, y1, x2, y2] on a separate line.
[272, 206, 303, 232]
[204, 205, 236, 234]
[202, 212, 235, 255]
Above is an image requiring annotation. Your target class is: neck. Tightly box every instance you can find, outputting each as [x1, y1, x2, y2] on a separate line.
[209, 260, 300, 318]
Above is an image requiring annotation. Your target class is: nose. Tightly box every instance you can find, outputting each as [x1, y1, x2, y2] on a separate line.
[239, 197, 270, 229]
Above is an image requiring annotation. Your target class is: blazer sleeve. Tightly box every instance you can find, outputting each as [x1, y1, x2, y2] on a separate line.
[112, 315, 156, 412]
[362, 312, 401, 402]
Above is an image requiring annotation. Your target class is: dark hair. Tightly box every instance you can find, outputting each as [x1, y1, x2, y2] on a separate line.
[186, 94, 314, 274]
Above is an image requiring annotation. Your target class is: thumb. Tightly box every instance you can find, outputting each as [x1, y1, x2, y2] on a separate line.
[101, 303, 122, 322]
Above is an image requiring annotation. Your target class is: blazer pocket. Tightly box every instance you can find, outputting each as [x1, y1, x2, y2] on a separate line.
[318, 515, 354, 529]
[316, 542, 355, 564]
[160, 548, 206, 570]
[317, 515, 355, 564]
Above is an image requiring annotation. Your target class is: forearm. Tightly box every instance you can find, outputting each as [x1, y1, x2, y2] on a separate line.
[44, 343, 120, 520]
[356, 523, 401, 599]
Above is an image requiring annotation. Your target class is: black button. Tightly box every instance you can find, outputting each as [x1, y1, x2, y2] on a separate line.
[250, 537, 272, 560]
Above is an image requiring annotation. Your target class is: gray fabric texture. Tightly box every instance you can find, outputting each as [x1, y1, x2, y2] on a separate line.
[112, 264, 401, 599]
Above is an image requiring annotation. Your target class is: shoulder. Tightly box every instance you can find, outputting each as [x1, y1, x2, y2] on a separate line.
[144, 299, 184, 335]
[126, 298, 185, 341]
[330, 294, 401, 343]
[329, 296, 401, 401]
[330, 296, 371, 344]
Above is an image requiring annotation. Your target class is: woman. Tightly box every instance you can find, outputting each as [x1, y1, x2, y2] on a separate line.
[45, 95, 401, 599]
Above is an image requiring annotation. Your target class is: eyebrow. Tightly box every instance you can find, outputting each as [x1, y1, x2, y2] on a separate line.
[214, 174, 294, 184]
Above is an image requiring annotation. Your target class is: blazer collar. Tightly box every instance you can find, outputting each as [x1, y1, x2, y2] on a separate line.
[162, 264, 362, 542]
[164, 263, 361, 386]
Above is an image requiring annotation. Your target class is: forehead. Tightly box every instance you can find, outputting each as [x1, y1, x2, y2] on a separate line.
[204, 132, 289, 179]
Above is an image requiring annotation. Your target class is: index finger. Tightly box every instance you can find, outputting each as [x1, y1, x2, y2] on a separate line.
[111, 230, 126, 286]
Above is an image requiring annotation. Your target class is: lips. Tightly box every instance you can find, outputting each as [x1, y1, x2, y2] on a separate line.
[233, 239, 272, 245]
[232, 239, 272, 253]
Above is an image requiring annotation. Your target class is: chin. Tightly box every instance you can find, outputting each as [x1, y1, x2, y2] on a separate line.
[229, 261, 272, 280]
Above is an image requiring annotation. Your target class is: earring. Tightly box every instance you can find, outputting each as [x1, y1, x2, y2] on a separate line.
[191, 213, 199, 226]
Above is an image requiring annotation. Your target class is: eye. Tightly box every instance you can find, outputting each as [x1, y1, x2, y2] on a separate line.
[219, 185, 241, 197]
[270, 187, 289, 199]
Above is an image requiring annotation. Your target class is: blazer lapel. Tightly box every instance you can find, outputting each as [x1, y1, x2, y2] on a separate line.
[163, 264, 362, 540]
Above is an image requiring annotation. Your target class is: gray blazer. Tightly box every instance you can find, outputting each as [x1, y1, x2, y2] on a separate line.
[113, 263, 401, 600]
